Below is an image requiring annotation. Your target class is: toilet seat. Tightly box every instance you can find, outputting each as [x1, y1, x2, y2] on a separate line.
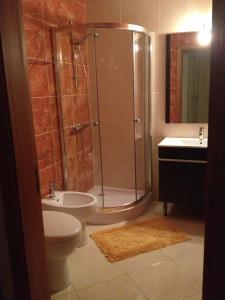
[43, 211, 81, 242]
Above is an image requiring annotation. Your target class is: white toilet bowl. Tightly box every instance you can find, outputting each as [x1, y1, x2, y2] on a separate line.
[42, 211, 81, 292]
[42, 191, 97, 247]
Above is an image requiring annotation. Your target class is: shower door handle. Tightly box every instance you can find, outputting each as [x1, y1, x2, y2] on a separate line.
[134, 117, 141, 123]
[93, 121, 99, 126]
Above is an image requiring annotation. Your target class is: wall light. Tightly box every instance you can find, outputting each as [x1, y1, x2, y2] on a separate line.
[197, 26, 212, 46]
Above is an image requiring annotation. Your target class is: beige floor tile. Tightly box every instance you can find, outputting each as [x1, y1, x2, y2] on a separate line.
[51, 293, 79, 300]
[128, 260, 201, 300]
[174, 247, 204, 265]
[173, 251, 204, 285]
[184, 293, 202, 300]
[51, 286, 75, 297]
[51, 286, 79, 300]
[161, 239, 204, 260]
[69, 251, 125, 289]
[166, 218, 204, 239]
[78, 275, 147, 300]
[118, 249, 169, 273]
[70, 236, 101, 260]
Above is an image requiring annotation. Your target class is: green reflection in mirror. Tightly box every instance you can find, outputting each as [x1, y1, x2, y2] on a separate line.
[182, 48, 210, 123]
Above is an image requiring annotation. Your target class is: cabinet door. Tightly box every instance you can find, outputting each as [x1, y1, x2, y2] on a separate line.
[159, 161, 206, 209]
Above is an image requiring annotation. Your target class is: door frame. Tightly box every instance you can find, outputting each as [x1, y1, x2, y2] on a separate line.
[0, 0, 49, 299]
[1, 0, 225, 299]
[203, 0, 225, 299]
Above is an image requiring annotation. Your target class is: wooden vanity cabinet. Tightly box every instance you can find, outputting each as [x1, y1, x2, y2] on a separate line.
[158, 146, 207, 215]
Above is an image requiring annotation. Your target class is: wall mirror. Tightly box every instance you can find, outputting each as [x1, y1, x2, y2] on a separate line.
[166, 32, 211, 123]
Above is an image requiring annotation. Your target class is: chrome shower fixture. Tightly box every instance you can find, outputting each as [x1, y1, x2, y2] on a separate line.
[72, 32, 99, 45]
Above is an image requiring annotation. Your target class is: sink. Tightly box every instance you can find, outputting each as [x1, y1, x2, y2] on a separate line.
[158, 137, 208, 148]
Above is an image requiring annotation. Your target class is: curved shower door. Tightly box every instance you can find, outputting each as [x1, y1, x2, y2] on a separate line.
[88, 28, 137, 207]
[133, 32, 152, 200]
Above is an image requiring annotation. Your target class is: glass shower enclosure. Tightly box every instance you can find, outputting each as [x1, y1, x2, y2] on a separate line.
[52, 23, 152, 210]
[87, 24, 151, 208]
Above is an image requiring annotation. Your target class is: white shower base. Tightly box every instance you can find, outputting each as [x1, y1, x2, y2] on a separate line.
[88, 185, 144, 208]
[87, 185, 152, 225]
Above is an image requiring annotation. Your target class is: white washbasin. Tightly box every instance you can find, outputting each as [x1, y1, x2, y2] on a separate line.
[158, 137, 208, 148]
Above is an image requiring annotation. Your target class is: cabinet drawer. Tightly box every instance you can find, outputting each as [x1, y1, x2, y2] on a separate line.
[159, 147, 207, 161]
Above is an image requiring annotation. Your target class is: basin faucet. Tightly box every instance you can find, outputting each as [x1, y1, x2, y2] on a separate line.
[49, 181, 55, 198]
[199, 127, 204, 144]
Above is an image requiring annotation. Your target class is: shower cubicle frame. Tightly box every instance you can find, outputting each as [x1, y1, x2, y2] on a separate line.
[51, 22, 152, 210]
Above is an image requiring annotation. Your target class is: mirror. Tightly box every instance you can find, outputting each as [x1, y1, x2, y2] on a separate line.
[166, 32, 211, 123]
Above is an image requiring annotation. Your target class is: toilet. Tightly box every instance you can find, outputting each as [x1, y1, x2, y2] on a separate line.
[42, 211, 81, 292]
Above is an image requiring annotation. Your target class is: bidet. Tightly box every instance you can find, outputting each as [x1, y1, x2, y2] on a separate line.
[42, 191, 97, 247]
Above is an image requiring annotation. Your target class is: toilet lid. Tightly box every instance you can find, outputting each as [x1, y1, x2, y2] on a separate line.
[42, 211, 81, 242]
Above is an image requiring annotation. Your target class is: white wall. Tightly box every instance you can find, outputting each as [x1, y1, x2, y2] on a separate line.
[87, 0, 212, 33]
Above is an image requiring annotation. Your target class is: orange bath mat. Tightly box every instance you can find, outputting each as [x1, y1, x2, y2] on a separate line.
[90, 218, 190, 262]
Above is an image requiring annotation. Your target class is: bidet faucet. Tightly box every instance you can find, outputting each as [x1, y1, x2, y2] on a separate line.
[49, 181, 55, 198]
[199, 127, 204, 144]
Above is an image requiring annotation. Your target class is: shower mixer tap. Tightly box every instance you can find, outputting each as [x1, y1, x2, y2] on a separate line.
[71, 122, 90, 133]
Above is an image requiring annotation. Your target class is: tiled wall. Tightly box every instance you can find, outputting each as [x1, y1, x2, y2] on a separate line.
[86, 0, 212, 200]
[22, 0, 94, 197]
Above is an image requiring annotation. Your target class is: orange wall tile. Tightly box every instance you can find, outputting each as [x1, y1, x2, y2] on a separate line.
[22, 0, 94, 197]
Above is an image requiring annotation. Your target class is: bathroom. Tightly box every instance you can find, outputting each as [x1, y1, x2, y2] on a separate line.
[1, 0, 225, 299]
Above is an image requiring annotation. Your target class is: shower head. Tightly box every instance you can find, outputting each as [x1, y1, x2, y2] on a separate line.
[72, 32, 99, 45]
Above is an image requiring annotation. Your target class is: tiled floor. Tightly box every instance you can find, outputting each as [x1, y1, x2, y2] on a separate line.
[51, 201, 204, 300]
